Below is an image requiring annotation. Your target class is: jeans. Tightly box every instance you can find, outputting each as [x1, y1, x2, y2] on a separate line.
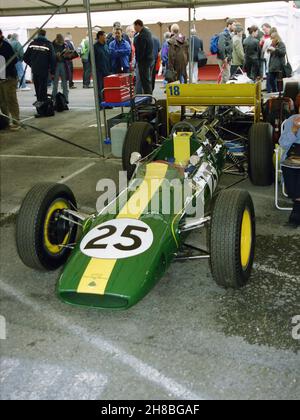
[138, 62, 152, 95]
[191, 62, 199, 83]
[82, 59, 91, 87]
[269, 72, 278, 93]
[52, 62, 69, 103]
[217, 59, 231, 84]
[282, 166, 300, 200]
[135, 63, 143, 95]
[15, 61, 26, 88]
[0, 78, 20, 123]
[244, 58, 260, 81]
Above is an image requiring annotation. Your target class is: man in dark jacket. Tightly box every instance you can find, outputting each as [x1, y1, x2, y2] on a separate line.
[151, 35, 161, 92]
[133, 20, 153, 95]
[109, 28, 131, 74]
[217, 18, 236, 83]
[243, 26, 261, 81]
[268, 32, 287, 93]
[93, 31, 112, 101]
[24, 29, 55, 103]
[190, 29, 204, 83]
[0, 29, 20, 130]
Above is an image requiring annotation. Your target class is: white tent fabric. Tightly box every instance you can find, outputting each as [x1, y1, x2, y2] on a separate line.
[0, 0, 270, 16]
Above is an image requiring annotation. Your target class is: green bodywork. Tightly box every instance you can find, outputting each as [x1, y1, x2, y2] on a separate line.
[58, 123, 226, 310]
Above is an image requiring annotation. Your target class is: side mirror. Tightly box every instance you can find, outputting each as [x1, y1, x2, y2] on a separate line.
[130, 152, 142, 166]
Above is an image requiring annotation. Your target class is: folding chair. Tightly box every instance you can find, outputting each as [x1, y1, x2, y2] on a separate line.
[274, 121, 293, 211]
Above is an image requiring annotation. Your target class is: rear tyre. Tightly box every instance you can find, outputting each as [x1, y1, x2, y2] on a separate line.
[122, 122, 155, 179]
[248, 122, 274, 186]
[284, 81, 300, 103]
[210, 189, 256, 289]
[16, 183, 78, 271]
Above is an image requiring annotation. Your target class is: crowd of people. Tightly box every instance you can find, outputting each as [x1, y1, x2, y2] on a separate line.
[0, 17, 292, 125]
[219, 19, 288, 92]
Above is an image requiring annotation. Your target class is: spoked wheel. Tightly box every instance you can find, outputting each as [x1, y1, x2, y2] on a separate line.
[16, 183, 78, 271]
[209, 189, 256, 289]
[122, 122, 155, 179]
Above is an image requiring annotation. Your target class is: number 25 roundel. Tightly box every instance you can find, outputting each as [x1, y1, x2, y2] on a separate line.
[80, 219, 154, 260]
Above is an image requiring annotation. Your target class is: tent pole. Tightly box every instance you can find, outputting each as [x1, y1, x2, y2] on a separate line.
[84, 0, 104, 157]
[188, 4, 192, 84]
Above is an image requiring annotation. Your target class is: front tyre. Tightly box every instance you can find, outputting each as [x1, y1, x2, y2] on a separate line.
[16, 183, 78, 271]
[209, 189, 256, 289]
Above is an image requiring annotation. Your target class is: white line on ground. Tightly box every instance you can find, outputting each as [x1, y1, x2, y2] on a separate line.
[0, 163, 96, 222]
[58, 162, 95, 184]
[0, 154, 99, 161]
[0, 279, 205, 401]
[254, 263, 298, 282]
[20, 116, 35, 123]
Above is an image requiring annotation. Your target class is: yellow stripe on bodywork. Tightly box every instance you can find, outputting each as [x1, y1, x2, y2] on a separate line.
[77, 163, 168, 296]
[173, 132, 192, 166]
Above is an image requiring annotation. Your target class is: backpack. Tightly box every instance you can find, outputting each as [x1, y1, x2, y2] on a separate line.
[210, 34, 219, 55]
[0, 54, 6, 80]
[36, 96, 55, 117]
[55, 93, 68, 112]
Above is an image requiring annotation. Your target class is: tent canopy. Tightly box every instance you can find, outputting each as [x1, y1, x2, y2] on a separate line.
[0, 0, 273, 16]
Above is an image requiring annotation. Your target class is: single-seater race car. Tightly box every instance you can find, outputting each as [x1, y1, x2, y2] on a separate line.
[16, 112, 256, 310]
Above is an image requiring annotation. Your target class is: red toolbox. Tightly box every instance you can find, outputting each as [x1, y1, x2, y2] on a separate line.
[103, 74, 133, 103]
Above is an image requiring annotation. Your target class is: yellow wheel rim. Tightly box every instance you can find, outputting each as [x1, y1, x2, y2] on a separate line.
[146, 136, 152, 145]
[240, 209, 252, 270]
[44, 200, 70, 255]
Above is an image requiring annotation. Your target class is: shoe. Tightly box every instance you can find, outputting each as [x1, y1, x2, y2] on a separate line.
[9, 124, 21, 131]
[20, 87, 31, 91]
[288, 201, 300, 227]
[70, 85, 77, 89]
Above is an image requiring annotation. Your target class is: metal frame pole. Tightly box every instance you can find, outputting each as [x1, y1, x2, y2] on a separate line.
[84, 0, 104, 156]
[188, 4, 192, 84]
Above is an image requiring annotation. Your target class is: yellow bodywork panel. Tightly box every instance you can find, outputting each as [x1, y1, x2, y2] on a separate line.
[166, 82, 262, 133]
[77, 162, 168, 296]
[173, 132, 192, 166]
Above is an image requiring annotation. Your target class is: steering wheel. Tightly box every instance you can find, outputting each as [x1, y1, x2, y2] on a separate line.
[171, 121, 197, 137]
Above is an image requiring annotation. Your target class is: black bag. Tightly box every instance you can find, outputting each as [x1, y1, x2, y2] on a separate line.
[36, 96, 55, 117]
[197, 50, 208, 68]
[165, 69, 177, 83]
[0, 114, 9, 130]
[55, 92, 69, 112]
[283, 54, 293, 78]
[287, 143, 300, 158]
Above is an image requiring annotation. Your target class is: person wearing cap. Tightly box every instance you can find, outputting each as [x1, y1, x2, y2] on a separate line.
[0, 29, 20, 130]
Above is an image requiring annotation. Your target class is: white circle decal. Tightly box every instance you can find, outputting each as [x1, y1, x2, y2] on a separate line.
[80, 219, 154, 260]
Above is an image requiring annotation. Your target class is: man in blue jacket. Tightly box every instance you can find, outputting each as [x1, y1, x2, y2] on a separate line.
[93, 31, 112, 100]
[109, 28, 131, 74]
[279, 112, 300, 226]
